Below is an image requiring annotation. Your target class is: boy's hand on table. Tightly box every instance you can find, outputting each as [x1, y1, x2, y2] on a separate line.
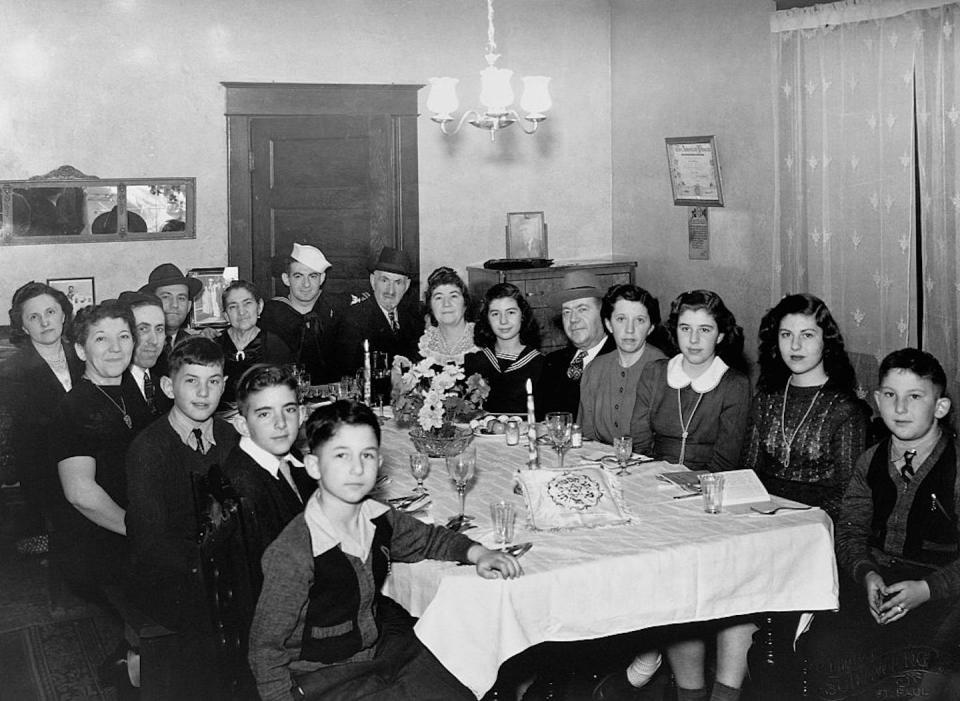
[877, 579, 931, 625]
[469, 546, 523, 579]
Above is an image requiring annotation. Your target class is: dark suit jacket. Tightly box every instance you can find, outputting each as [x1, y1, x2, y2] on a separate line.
[124, 367, 173, 417]
[333, 295, 424, 375]
[222, 445, 315, 584]
[153, 327, 193, 380]
[535, 335, 616, 420]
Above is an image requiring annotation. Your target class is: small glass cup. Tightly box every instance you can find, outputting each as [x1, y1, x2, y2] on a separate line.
[410, 453, 430, 494]
[613, 436, 633, 475]
[505, 420, 521, 446]
[490, 500, 516, 548]
[699, 473, 725, 514]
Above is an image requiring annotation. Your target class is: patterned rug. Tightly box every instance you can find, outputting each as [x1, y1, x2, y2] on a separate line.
[0, 617, 118, 701]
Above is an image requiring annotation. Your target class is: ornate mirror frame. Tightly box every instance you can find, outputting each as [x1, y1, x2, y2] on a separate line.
[0, 165, 196, 245]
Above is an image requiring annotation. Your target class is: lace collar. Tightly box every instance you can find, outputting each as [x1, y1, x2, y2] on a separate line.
[418, 322, 477, 365]
[666, 354, 729, 393]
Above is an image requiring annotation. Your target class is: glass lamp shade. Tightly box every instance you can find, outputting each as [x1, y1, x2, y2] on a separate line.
[427, 77, 459, 119]
[520, 76, 552, 118]
[479, 65, 514, 116]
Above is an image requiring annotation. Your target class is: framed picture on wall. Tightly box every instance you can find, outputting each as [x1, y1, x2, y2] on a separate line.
[506, 211, 548, 259]
[47, 277, 95, 311]
[665, 135, 724, 207]
[187, 266, 239, 328]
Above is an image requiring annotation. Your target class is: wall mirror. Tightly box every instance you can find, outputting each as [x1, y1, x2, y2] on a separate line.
[0, 165, 195, 245]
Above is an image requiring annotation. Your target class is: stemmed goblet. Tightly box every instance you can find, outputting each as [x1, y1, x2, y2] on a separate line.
[409, 453, 430, 494]
[445, 445, 477, 522]
[545, 411, 573, 470]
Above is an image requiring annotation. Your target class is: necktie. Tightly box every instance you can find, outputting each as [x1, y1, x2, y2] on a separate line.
[278, 459, 302, 504]
[192, 428, 205, 454]
[163, 335, 174, 357]
[567, 350, 588, 380]
[901, 450, 917, 482]
[142, 370, 156, 412]
[388, 309, 399, 334]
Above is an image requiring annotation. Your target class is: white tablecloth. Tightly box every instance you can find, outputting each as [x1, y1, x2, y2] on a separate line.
[378, 423, 839, 698]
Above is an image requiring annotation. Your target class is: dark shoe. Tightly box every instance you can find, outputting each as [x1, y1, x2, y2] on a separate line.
[592, 670, 645, 701]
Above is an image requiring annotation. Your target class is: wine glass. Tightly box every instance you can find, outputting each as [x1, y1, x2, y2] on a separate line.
[545, 411, 573, 470]
[409, 453, 430, 494]
[445, 445, 477, 521]
[613, 435, 634, 475]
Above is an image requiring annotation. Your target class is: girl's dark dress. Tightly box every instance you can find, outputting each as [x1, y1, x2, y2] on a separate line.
[464, 346, 543, 414]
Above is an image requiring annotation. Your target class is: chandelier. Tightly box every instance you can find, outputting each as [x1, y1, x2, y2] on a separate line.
[426, 0, 551, 141]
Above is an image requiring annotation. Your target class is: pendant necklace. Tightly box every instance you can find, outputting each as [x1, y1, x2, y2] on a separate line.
[677, 387, 705, 465]
[780, 378, 822, 469]
[90, 379, 132, 429]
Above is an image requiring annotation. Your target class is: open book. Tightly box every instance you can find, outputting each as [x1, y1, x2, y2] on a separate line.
[657, 469, 707, 493]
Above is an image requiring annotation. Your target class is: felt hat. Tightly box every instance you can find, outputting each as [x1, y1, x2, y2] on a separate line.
[117, 290, 162, 308]
[140, 263, 202, 299]
[368, 247, 413, 277]
[548, 270, 606, 307]
[290, 243, 332, 274]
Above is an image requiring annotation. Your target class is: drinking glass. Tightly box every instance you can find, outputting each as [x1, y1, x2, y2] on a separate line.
[445, 445, 477, 520]
[613, 436, 633, 475]
[545, 411, 573, 470]
[490, 500, 516, 548]
[371, 351, 391, 411]
[409, 453, 430, 494]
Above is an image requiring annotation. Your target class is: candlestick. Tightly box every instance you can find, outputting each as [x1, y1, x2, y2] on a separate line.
[525, 379, 538, 469]
[363, 339, 372, 406]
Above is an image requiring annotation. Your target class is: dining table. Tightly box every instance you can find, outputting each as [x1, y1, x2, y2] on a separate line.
[375, 420, 839, 698]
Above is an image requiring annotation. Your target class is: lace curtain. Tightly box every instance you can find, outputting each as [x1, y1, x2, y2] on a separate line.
[773, 1, 960, 398]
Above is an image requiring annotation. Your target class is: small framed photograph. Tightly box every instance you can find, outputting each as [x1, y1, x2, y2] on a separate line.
[506, 211, 548, 259]
[47, 277, 95, 311]
[187, 266, 238, 328]
[665, 135, 724, 207]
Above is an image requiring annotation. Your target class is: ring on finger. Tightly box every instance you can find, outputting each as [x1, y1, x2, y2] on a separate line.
[896, 604, 906, 614]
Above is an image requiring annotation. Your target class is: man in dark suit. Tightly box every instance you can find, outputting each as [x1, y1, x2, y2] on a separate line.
[118, 290, 174, 416]
[139, 263, 203, 378]
[333, 246, 425, 375]
[536, 271, 615, 419]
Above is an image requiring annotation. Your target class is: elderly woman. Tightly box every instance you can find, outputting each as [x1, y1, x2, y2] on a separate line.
[215, 280, 292, 412]
[464, 282, 543, 413]
[51, 301, 153, 595]
[418, 266, 478, 364]
[578, 284, 672, 444]
[0, 282, 84, 555]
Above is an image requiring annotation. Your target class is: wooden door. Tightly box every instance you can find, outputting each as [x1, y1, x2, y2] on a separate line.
[225, 83, 420, 306]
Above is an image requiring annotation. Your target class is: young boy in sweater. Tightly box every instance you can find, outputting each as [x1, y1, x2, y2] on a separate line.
[824, 349, 960, 696]
[248, 400, 522, 701]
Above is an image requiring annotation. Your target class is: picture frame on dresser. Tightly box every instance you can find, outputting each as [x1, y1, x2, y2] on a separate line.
[506, 211, 548, 259]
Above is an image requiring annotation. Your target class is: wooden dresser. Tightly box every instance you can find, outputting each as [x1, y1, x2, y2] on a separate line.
[466, 258, 637, 354]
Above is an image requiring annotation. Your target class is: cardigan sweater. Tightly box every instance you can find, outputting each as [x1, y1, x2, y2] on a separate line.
[578, 345, 667, 444]
[464, 345, 544, 414]
[741, 385, 869, 520]
[248, 502, 475, 701]
[629, 357, 751, 472]
[535, 336, 617, 420]
[836, 434, 960, 601]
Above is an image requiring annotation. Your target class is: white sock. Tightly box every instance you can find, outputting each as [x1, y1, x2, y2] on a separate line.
[626, 650, 662, 688]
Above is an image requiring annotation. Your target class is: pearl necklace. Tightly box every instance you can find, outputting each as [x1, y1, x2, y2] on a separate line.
[89, 379, 132, 429]
[37, 344, 67, 370]
[780, 378, 823, 469]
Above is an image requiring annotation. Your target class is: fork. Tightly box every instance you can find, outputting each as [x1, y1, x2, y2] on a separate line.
[750, 504, 813, 515]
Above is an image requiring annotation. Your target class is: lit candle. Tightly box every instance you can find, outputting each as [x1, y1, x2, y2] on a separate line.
[526, 379, 538, 470]
[363, 339, 372, 406]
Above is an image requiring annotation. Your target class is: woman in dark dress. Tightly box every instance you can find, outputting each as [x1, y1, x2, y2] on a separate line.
[52, 301, 153, 594]
[464, 283, 542, 414]
[0, 282, 83, 554]
[216, 280, 293, 414]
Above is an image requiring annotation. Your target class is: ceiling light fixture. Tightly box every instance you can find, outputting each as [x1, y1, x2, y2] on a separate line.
[426, 0, 551, 141]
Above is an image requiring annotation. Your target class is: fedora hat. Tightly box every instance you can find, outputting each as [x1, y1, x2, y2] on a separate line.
[290, 243, 332, 274]
[140, 263, 202, 299]
[368, 247, 413, 277]
[548, 270, 606, 307]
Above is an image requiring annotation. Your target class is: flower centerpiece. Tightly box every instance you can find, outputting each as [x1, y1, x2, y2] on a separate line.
[392, 356, 490, 457]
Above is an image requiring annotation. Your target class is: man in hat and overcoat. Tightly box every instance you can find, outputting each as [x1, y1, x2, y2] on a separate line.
[259, 243, 339, 383]
[333, 247, 424, 376]
[140, 263, 203, 378]
[535, 270, 616, 419]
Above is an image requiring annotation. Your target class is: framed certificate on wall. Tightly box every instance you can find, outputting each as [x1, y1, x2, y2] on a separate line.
[665, 135, 724, 207]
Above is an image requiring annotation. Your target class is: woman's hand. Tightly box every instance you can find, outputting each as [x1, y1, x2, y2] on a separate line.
[877, 579, 931, 625]
[470, 545, 523, 579]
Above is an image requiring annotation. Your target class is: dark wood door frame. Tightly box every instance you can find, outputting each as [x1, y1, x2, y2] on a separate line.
[223, 82, 421, 282]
